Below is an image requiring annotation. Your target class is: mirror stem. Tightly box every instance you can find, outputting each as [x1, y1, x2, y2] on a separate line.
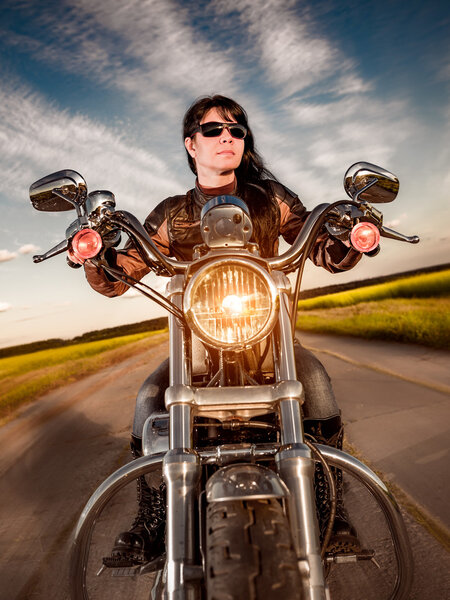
[353, 178, 377, 203]
[53, 189, 88, 224]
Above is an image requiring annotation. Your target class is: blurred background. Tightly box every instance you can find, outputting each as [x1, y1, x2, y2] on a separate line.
[0, 0, 448, 348]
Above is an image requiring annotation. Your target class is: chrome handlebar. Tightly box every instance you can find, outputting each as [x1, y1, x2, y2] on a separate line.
[32, 201, 420, 271]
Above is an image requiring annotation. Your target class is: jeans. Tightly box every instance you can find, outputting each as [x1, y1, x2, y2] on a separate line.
[132, 343, 339, 439]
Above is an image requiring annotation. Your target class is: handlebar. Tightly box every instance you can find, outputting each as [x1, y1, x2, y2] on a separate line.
[32, 201, 420, 272]
[267, 203, 331, 270]
[107, 211, 190, 275]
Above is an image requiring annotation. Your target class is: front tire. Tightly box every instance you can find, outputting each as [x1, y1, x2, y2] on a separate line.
[206, 498, 303, 600]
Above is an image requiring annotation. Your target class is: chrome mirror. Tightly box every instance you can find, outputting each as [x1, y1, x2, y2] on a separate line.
[344, 162, 399, 204]
[29, 170, 87, 211]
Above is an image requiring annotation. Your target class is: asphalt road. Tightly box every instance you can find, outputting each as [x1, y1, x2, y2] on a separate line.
[0, 335, 449, 599]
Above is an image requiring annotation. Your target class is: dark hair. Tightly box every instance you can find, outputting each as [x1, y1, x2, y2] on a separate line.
[183, 95, 280, 257]
[183, 95, 276, 184]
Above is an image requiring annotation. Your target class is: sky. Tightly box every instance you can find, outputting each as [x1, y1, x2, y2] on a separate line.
[0, 0, 449, 349]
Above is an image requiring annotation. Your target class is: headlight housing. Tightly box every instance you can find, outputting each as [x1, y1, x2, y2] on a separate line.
[184, 259, 278, 350]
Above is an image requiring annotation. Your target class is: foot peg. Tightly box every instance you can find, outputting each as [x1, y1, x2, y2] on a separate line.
[325, 548, 376, 565]
[97, 554, 166, 577]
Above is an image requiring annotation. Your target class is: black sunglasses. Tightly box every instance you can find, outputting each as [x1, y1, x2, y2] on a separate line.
[193, 121, 247, 140]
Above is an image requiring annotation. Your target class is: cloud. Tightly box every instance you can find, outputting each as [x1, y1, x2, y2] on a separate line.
[2, 0, 237, 118]
[0, 249, 17, 262]
[18, 244, 40, 254]
[0, 79, 183, 215]
[0, 302, 12, 312]
[211, 0, 350, 98]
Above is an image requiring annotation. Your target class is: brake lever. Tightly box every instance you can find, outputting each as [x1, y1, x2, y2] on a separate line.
[33, 239, 69, 263]
[380, 226, 420, 244]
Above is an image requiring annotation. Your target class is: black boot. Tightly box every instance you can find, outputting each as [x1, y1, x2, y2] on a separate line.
[304, 416, 361, 554]
[102, 436, 166, 568]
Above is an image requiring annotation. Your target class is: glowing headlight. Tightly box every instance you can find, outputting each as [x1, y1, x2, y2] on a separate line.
[184, 259, 278, 349]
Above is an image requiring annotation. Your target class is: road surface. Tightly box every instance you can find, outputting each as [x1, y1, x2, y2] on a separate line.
[0, 334, 448, 599]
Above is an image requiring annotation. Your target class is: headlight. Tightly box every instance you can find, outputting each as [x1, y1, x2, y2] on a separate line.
[184, 259, 278, 349]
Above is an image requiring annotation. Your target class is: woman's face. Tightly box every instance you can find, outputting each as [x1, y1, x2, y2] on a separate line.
[184, 107, 245, 183]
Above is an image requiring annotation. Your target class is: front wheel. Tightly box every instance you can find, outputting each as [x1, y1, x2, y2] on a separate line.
[206, 498, 303, 600]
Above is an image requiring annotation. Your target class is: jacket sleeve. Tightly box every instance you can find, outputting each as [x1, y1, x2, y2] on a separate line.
[84, 199, 171, 297]
[273, 181, 362, 273]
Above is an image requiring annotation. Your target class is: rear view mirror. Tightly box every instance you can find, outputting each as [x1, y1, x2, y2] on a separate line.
[344, 162, 399, 204]
[30, 170, 87, 211]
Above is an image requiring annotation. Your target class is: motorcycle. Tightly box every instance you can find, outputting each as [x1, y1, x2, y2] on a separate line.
[29, 162, 418, 600]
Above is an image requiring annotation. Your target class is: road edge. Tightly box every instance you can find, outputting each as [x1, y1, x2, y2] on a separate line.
[344, 440, 450, 553]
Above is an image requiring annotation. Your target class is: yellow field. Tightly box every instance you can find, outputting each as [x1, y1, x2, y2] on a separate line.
[297, 269, 450, 311]
[0, 329, 168, 423]
[296, 270, 450, 349]
[297, 297, 450, 349]
[2, 270, 448, 424]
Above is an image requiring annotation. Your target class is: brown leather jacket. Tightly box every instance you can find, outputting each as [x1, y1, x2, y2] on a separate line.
[84, 179, 361, 297]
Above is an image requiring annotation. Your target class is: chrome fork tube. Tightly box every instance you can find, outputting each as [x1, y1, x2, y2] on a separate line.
[168, 275, 189, 387]
[164, 449, 200, 600]
[164, 276, 200, 600]
[276, 287, 328, 600]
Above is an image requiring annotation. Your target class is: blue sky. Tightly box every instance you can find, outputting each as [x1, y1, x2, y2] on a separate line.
[0, 0, 449, 348]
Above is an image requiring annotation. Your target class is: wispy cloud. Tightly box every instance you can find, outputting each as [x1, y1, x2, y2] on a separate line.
[0, 79, 182, 214]
[0, 302, 12, 312]
[211, 0, 350, 98]
[18, 244, 40, 254]
[2, 0, 238, 117]
[0, 250, 17, 263]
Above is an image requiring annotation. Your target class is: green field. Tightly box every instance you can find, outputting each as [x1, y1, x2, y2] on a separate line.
[1, 269, 448, 424]
[297, 270, 450, 310]
[296, 270, 450, 349]
[0, 329, 168, 423]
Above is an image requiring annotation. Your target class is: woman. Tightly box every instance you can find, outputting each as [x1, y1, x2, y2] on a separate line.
[84, 95, 362, 568]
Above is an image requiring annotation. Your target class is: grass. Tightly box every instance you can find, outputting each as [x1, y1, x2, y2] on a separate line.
[0, 329, 168, 422]
[295, 270, 450, 350]
[2, 270, 449, 423]
[297, 297, 450, 349]
[297, 270, 450, 311]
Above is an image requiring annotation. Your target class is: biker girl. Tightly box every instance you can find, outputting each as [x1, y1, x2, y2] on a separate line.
[81, 95, 363, 568]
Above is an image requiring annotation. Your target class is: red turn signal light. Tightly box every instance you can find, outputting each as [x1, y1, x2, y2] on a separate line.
[350, 222, 380, 253]
[72, 228, 102, 260]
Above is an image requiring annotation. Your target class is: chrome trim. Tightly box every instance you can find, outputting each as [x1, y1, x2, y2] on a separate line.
[71, 445, 412, 600]
[205, 463, 289, 502]
[70, 453, 165, 599]
[344, 162, 399, 204]
[163, 448, 201, 600]
[142, 413, 169, 456]
[84, 190, 116, 217]
[317, 445, 414, 600]
[183, 257, 279, 350]
[266, 203, 330, 270]
[276, 444, 328, 600]
[169, 404, 192, 449]
[200, 443, 279, 464]
[32, 239, 69, 263]
[164, 380, 303, 421]
[200, 195, 253, 248]
[279, 399, 304, 445]
[277, 289, 298, 381]
[30, 169, 87, 212]
[168, 276, 188, 387]
[380, 225, 420, 244]
[108, 211, 190, 274]
[200, 195, 250, 219]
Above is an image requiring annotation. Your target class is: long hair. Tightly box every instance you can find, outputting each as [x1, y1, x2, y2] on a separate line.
[183, 95, 280, 257]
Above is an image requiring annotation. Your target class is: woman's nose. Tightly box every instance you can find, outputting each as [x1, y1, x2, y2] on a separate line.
[219, 127, 233, 142]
